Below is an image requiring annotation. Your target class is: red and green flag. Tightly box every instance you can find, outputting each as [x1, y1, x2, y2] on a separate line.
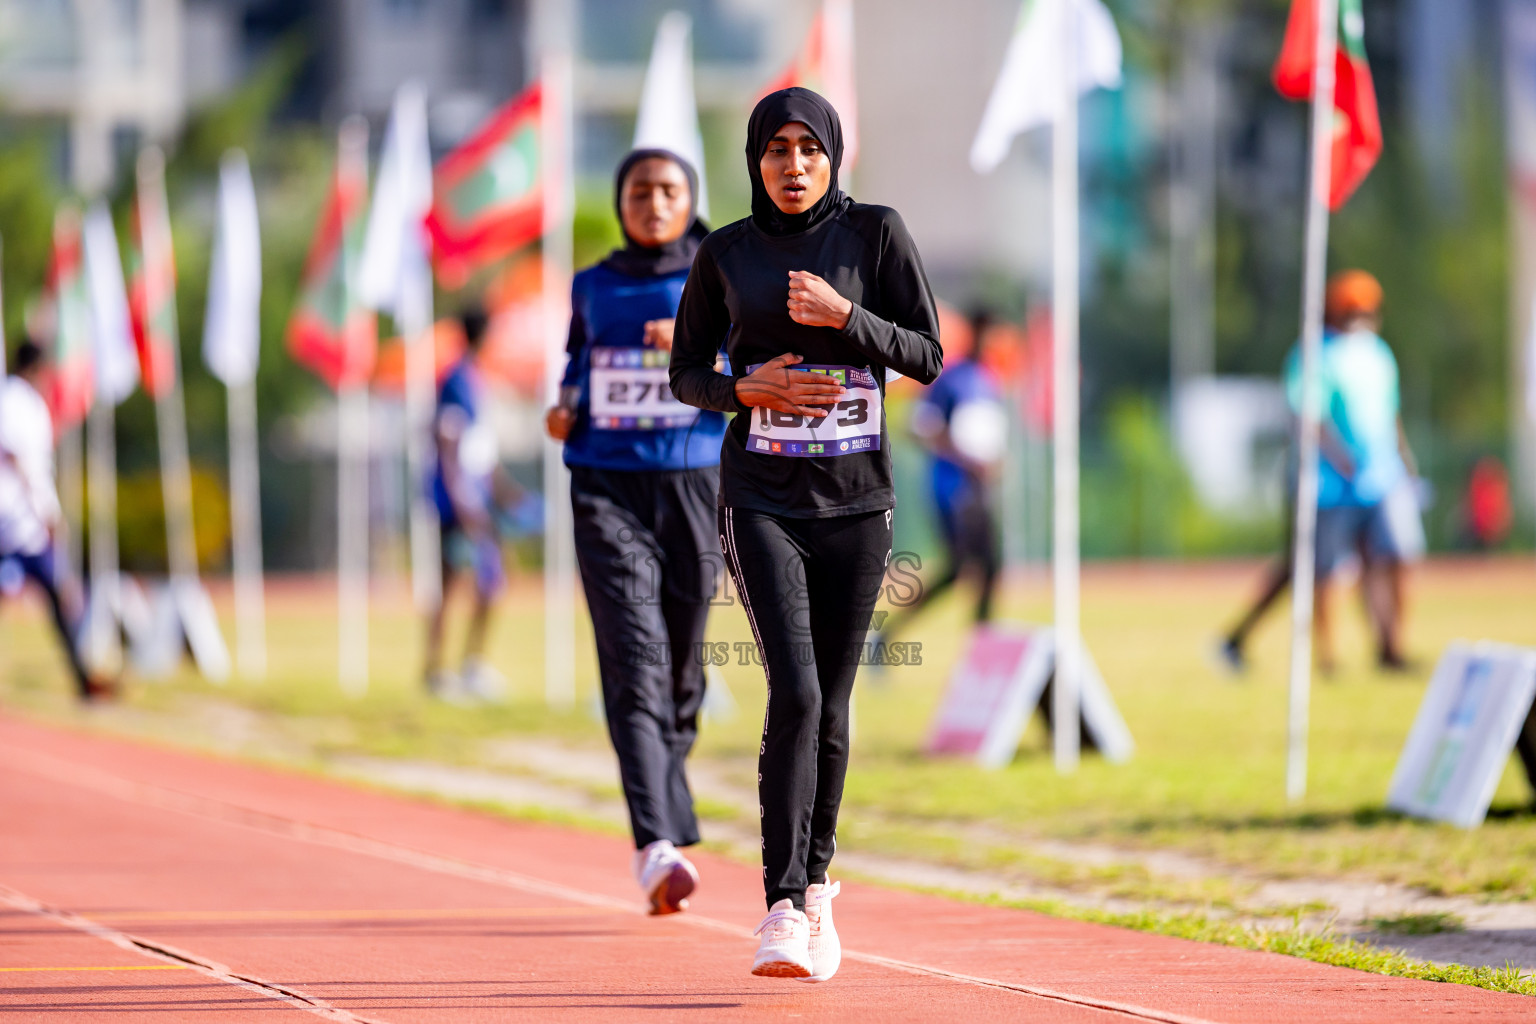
[763, 0, 859, 171]
[424, 82, 544, 286]
[47, 205, 93, 428]
[1273, 0, 1382, 210]
[288, 138, 377, 391]
[128, 160, 179, 399]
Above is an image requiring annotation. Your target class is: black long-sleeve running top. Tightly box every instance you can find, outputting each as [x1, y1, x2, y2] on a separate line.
[669, 201, 942, 517]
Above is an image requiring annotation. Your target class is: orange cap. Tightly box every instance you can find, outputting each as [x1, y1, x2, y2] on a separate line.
[1324, 269, 1383, 325]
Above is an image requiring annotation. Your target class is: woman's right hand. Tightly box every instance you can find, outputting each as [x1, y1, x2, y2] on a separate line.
[733, 353, 847, 418]
[545, 405, 575, 441]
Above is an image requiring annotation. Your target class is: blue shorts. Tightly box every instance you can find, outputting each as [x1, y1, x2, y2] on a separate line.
[1315, 496, 1421, 578]
[440, 523, 506, 598]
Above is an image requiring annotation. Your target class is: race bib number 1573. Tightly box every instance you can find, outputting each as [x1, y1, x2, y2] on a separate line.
[743, 363, 883, 457]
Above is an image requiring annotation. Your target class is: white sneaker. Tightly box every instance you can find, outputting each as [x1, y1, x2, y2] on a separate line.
[800, 880, 841, 982]
[460, 657, 507, 702]
[426, 669, 472, 706]
[752, 899, 812, 978]
[630, 840, 698, 916]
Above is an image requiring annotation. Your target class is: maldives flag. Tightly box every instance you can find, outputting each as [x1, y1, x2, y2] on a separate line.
[1273, 0, 1382, 210]
[425, 82, 544, 286]
[128, 152, 179, 399]
[47, 205, 93, 428]
[288, 129, 377, 391]
[764, 0, 858, 171]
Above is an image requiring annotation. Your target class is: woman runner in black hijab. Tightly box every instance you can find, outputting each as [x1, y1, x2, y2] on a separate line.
[547, 148, 726, 916]
[670, 88, 942, 981]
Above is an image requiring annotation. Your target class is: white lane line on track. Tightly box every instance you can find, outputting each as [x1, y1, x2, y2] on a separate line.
[0, 883, 388, 1024]
[2, 745, 1222, 1024]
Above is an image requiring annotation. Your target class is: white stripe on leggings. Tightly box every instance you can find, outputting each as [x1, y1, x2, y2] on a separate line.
[722, 507, 774, 774]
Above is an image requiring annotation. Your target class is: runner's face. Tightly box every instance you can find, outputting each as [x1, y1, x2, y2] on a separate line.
[759, 122, 831, 215]
[619, 158, 693, 248]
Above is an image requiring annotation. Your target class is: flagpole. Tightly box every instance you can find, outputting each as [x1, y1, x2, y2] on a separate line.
[207, 149, 267, 681]
[81, 202, 135, 678]
[376, 82, 441, 615]
[136, 147, 226, 683]
[227, 373, 266, 678]
[536, 0, 577, 711]
[337, 116, 372, 697]
[52, 206, 86, 607]
[57, 425, 83, 583]
[85, 388, 121, 673]
[1286, 0, 1339, 803]
[1052, 0, 1082, 774]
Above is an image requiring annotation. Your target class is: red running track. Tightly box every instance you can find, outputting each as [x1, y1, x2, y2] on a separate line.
[0, 713, 1526, 1023]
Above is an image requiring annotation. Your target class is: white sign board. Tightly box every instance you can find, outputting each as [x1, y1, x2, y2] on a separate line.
[927, 623, 1134, 768]
[1386, 641, 1536, 828]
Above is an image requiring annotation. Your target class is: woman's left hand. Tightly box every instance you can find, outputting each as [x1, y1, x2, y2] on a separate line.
[643, 318, 676, 351]
[787, 271, 852, 330]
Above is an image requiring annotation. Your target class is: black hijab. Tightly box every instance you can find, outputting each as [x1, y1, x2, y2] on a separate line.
[746, 87, 850, 237]
[601, 148, 709, 278]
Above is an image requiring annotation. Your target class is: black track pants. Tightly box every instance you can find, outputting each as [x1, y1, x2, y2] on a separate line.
[719, 505, 892, 910]
[571, 466, 721, 850]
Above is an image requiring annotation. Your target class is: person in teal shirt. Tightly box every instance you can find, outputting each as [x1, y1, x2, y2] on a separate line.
[1282, 270, 1422, 672]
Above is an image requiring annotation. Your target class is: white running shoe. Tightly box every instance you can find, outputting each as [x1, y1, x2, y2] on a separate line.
[426, 669, 472, 706]
[460, 657, 507, 702]
[631, 840, 698, 916]
[752, 899, 812, 978]
[799, 880, 841, 982]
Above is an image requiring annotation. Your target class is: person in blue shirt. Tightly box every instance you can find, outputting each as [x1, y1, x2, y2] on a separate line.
[879, 310, 1005, 645]
[424, 308, 519, 701]
[1223, 270, 1420, 674]
[1283, 271, 1421, 672]
[545, 148, 725, 916]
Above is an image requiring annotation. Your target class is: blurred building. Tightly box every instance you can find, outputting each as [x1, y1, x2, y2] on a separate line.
[0, 0, 184, 192]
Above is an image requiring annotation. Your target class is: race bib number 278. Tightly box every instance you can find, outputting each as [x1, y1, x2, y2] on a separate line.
[588, 347, 698, 430]
[744, 363, 882, 457]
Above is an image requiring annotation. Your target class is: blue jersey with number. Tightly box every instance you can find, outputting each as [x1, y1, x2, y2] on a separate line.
[559, 264, 726, 472]
[917, 358, 1000, 519]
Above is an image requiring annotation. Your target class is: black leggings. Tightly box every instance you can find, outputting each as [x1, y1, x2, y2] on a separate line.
[572, 466, 720, 851]
[719, 506, 892, 910]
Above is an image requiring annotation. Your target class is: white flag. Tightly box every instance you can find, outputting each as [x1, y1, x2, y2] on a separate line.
[634, 12, 710, 218]
[360, 81, 434, 316]
[970, 0, 1123, 174]
[204, 150, 263, 387]
[82, 202, 139, 406]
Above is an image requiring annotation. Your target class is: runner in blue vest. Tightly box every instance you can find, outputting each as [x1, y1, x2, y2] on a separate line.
[546, 149, 725, 916]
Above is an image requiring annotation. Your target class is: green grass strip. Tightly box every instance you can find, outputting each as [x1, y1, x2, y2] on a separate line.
[981, 895, 1536, 997]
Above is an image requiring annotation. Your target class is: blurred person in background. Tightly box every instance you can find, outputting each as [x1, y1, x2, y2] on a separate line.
[877, 309, 1005, 649]
[1462, 455, 1512, 549]
[0, 340, 112, 701]
[1218, 501, 1294, 673]
[545, 148, 722, 917]
[1287, 270, 1422, 673]
[423, 308, 519, 702]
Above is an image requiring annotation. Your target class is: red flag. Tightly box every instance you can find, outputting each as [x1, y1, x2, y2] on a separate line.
[288, 130, 377, 391]
[46, 206, 93, 428]
[425, 83, 544, 286]
[763, 0, 859, 171]
[128, 162, 179, 399]
[1273, 0, 1382, 210]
